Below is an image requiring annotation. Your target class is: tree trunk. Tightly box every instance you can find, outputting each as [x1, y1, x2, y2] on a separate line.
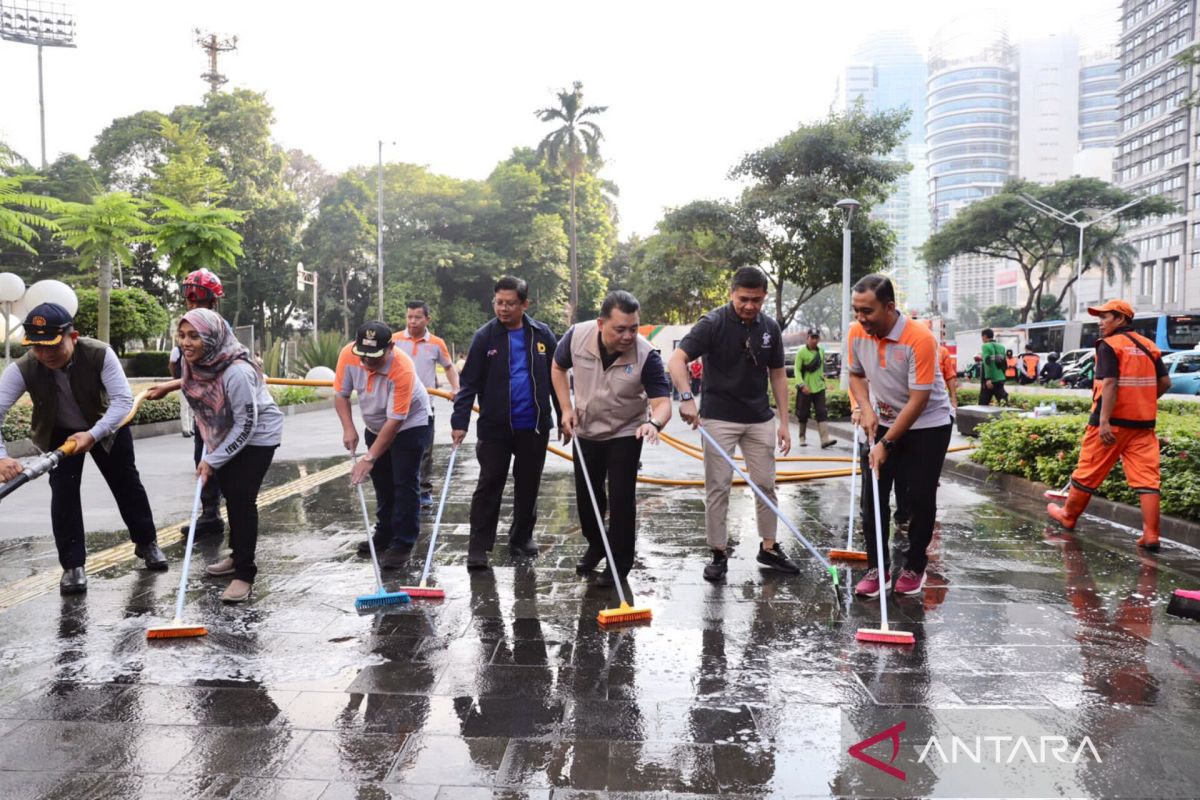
[98, 258, 112, 344]
[340, 268, 351, 341]
[568, 169, 579, 324]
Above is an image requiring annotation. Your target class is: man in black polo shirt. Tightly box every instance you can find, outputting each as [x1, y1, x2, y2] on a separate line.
[667, 267, 795, 581]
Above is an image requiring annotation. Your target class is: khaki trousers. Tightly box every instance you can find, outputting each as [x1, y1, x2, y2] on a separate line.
[701, 417, 777, 549]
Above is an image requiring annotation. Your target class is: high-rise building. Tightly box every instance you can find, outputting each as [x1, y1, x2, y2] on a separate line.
[1113, 0, 1195, 313]
[927, 17, 1019, 315]
[843, 31, 931, 311]
[1018, 35, 1081, 182]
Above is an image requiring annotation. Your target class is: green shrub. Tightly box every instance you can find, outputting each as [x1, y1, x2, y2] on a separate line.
[130, 394, 181, 425]
[1, 402, 32, 442]
[296, 331, 345, 373]
[972, 413, 1200, 521]
[270, 386, 319, 406]
[129, 350, 172, 377]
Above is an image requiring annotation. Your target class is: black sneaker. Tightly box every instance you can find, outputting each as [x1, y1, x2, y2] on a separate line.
[380, 545, 414, 569]
[756, 542, 800, 574]
[703, 549, 728, 582]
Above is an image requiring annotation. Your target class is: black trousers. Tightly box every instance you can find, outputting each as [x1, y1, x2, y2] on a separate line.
[48, 426, 157, 570]
[215, 444, 276, 582]
[979, 380, 1008, 405]
[573, 435, 643, 576]
[860, 424, 952, 574]
[193, 423, 223, 516]
[366, 425, 428, 550]
[794, 389, 829, 424]
[470, 429, 549, 554]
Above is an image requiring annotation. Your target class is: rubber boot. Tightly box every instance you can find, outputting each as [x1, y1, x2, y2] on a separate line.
[1047, 486, 1090, 530]
[797, 421, 808, 447]
[818, 422, 837, 449]
[1137, 493, 1161, 552]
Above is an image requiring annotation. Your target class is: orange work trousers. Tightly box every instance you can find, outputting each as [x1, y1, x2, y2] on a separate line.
[1070, 425, 1161, 494]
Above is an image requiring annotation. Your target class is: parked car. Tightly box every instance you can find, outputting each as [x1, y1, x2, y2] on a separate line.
[1164, 351, 1200, 395]
[1057, 348, 1091, 369]
[1060, 350, 1094, 390]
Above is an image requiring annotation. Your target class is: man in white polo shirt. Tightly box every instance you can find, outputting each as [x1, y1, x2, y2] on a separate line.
[393, 300, 460, 509]
[847, 274, 953, 599]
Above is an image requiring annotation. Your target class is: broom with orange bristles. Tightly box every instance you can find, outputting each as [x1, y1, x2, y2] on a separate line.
[147, 465, 209, 639]
[572, 434, 652, 627]
[397, 445, 459, 600]
[855, 437, 914, 646]
[829, 425, 868, 561]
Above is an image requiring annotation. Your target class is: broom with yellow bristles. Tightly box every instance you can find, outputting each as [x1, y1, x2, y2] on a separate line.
[147, 460, 209, 640]
[572, 434, 652, 627]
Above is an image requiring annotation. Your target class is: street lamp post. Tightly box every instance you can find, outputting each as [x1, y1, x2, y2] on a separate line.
[836, 198, 861, 390]
[1018, 193, 1144, 320]
[0, 2, 76, 169]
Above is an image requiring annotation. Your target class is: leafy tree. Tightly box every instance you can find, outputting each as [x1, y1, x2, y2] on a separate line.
[922, 177, 1175, 322]
[151, 119, 229, 205]
[0, 173, 62, 255]
[727, 104, 909, 327]
[303, 174, 376, 338]
[283, 148, 334, 219]
[624, 214, 739, 325]
[536, 81, 607, 323]
[148, 195, 244, 280]
[73, 286, 169, 354]
[90, 110, 170, 195]
[981, 304, 1020, 328]
[55, 192, 150, 343]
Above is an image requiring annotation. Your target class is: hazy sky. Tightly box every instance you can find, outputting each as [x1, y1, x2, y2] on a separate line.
[0, 0, 1118, 237]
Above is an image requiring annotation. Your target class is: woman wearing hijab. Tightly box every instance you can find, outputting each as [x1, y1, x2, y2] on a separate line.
[177, 308, 284, 603]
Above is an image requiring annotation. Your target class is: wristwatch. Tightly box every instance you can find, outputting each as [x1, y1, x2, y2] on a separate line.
[881, 438, 896, 452]
[679, 392, 694, 402]
[649, 418, 664, 431]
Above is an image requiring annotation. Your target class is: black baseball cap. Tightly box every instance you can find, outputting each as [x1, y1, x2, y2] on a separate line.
[21, 302, 74, 346]
[806, 327, 820, 337]
[352, 321, 392, 358]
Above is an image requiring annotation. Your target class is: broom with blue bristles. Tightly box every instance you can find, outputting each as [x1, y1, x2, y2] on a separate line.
[351, 453, 410, 611]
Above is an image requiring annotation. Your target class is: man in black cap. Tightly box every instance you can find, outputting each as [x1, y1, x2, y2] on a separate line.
[792, 327, 837, 448]
[0, 303, 167, 594]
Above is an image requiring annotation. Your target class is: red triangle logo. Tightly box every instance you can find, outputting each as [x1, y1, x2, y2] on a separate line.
[848, 720, 907, 781]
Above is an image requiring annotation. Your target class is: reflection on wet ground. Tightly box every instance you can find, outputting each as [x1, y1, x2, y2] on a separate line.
[1, 444, 1200, 799]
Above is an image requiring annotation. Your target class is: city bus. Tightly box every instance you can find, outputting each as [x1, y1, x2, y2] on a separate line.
[1017, 312, 1200, 356]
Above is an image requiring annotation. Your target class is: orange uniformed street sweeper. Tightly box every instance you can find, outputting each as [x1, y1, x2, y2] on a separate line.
[1047, 299, 1171, 551]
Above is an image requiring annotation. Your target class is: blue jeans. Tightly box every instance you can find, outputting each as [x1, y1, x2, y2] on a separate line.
[366, 425, 429, 549]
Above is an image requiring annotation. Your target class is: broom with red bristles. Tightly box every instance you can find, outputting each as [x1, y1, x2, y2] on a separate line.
[829, 425, 868, 561]
[398, 445, 459, 601]
[855, 436, 915, 646]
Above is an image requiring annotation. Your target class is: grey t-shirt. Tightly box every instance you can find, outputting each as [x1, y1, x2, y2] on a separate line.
[198, 361, 284, 469]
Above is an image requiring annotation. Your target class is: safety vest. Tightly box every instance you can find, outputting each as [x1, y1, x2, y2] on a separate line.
[1005, 357, 1017, 380]
[1089, 330, 1160, 429]
[1020, 353, 1038, 378]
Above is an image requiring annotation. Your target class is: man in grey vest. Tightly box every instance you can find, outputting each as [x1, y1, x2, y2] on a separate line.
[551, 291, 672, 586]
[0, 303, 167, 594]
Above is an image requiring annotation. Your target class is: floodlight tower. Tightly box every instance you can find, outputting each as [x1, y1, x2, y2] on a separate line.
[0, 1, 77, 168]
[194, 28, 237, 94]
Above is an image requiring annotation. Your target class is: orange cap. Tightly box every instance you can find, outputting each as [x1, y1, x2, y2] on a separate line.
[1087, 299, 1134, 320]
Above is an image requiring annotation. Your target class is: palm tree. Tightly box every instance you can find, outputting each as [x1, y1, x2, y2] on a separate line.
[148, 195, 244, 280]
[55, 192, 150, 344]
[536, 81, 607, 323]
[0, 173, 62, 254]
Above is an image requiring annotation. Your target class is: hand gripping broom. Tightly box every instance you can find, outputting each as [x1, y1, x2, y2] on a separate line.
[855, 437, 914, 646]
[147, 453, 209, 639]
[695, 423, 839, 586]
[829, 425, 868, 561]
[352, 454, 411, 611]
[398, 445, 459, 600]
[572, 434, 652, 627]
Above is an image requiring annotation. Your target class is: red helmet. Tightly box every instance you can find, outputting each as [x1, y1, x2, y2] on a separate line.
[182, 268, 224, 302]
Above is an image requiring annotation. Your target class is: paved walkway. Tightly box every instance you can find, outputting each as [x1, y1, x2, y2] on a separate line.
[0, 410, 1199, 798]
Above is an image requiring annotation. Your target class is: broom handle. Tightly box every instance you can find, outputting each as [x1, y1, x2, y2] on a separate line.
[696, 424, 832, 571]
[173, 447, 207, 623]
[353, 454, 385, 593]
[572, 433, 628, 608]
[419, 444, 458, 585]
[846, 425, 858, 551]
[867, 435, 890, 631]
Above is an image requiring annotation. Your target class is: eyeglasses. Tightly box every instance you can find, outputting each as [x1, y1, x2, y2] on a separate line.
[743, 336, 758, 367]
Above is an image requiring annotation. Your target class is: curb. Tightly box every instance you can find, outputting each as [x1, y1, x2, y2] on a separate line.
[4, 398, 336, 458]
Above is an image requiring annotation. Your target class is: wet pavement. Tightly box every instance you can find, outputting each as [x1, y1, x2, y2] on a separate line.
[2, 420, 1200, 798]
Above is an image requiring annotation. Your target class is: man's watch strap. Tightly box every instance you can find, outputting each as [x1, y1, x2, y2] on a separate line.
[650, 418, 664, 431]
[881, 438, 896, 451]
[679, 392, 694, 402]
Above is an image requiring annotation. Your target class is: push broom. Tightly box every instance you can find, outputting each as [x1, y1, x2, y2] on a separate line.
[695, 424, 838, 586]
[147, 457, 209, 639]
[397, 445, 459, 600]
[352, 454, 411, 611]
[829, 425, 868, 561]
[855, 438, 914, 646]
[573, 434, 652, 627]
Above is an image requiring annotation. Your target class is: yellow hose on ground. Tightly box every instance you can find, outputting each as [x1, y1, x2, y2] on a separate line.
[257, 378, 973, 486]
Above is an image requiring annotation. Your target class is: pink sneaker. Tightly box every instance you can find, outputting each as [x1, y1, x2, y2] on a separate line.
[894, 569, 927, 596]
[854, 568, 891, 598]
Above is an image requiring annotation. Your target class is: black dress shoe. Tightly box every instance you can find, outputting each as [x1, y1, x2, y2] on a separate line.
[182, 515, 224, 538]
[60, 567, 87, 594]
[575, 548, 604, 575]
[380, 545, 414, 569]
[596, 570, 630, 588]
[135, 542, 169, 571]
[466, 553, 490, 572]
[509, 539, 539, 557]
[703, 549, 728, 582]
[356, 535, 391, 557]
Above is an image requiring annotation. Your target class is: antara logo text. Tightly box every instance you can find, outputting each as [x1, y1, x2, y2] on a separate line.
[849, 722, 1102, 781]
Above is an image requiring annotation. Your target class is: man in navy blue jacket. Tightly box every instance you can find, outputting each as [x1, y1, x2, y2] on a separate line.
[452, 276, 562, 571]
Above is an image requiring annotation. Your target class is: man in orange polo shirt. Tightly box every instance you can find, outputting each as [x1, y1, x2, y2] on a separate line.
[1047, 299, 1170, 550]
